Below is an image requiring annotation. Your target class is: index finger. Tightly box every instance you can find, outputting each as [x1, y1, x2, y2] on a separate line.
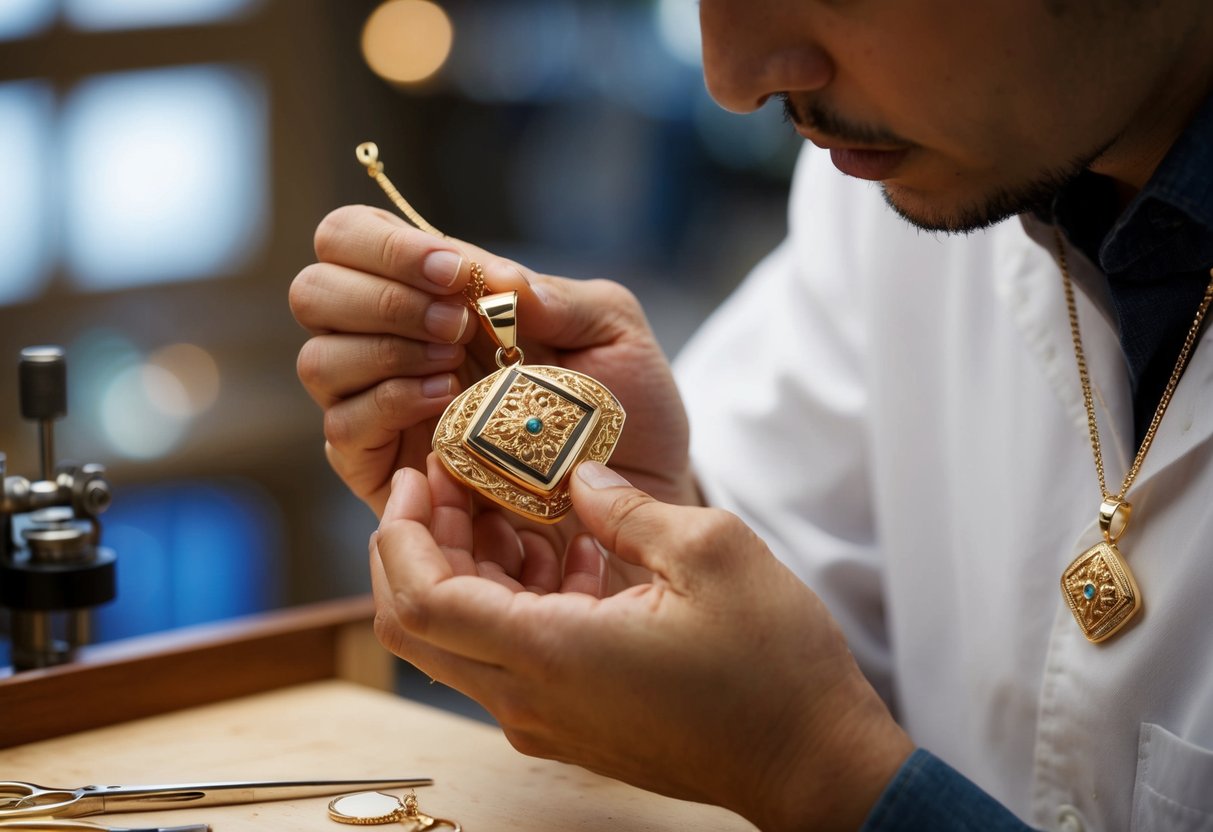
[315, 205, 473, 294]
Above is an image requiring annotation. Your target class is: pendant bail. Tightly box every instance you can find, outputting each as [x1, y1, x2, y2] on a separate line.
[476, 291, 519, 361]
[1099, 496, 1132, 544]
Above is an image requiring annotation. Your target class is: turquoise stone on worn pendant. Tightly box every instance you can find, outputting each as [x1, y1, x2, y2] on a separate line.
[525, 417, 543, 435]
[1060, 539, 1142, 643]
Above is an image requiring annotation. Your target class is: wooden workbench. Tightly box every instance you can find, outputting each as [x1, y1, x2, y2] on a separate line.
[0, 597, 756, 831]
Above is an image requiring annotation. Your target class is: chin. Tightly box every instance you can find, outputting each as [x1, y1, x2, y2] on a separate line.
[879, 181, 1047, 235]
[876, 149, 1099, 235]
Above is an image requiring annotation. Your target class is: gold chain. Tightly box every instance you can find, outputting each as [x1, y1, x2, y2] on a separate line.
[1056, 227, 1213, 499]
[462, 263, 488, 307]
[356, 142, 487, 308]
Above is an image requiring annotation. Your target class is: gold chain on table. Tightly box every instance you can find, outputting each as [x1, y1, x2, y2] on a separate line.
[1056, 227, 1213, 500]
[356, 142, 487, 308]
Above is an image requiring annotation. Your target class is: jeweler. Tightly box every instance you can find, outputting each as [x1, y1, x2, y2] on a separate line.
[290, 2, 1213, 829]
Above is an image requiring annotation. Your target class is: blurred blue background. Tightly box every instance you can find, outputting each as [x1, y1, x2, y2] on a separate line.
[0, 0, 798, 660]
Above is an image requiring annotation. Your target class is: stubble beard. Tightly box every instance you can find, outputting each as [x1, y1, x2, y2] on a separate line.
[876, 141, 1117, 234]
[780, 92, 1123, 234]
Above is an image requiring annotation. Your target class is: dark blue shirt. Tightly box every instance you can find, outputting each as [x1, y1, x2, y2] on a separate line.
[862, 751, 1033, 831]
[1052, 89, 1213, 444]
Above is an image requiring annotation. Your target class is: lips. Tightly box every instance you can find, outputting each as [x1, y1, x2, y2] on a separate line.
[827, 147, 909, 181]
[793, 124, 911, 181]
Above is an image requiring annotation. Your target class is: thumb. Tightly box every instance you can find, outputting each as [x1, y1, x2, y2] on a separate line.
[570, 461, 679, 575]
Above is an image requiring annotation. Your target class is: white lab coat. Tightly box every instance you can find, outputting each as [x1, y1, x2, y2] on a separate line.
[675, 147, 1213, 832]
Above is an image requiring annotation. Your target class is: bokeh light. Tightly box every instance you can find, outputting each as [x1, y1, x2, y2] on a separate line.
[361, 0, 453, 85]
[147, 343, 222, 417]
[100, 363, 190, 460]
[65, 331, 222, 461]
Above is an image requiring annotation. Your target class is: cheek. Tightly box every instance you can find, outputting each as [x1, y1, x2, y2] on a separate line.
[862, 54, 1061, 188]
[835, 4, 1071, 171]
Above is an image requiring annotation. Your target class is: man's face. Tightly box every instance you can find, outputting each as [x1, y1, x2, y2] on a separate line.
[700, 0, 1203, 233]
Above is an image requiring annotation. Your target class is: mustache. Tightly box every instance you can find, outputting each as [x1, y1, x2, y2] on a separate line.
[779, 93, 910, 147]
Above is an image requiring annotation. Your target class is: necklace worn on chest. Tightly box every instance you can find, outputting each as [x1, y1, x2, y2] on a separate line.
[1056, 228, 1213, 642]
[356, 142, 625, 524]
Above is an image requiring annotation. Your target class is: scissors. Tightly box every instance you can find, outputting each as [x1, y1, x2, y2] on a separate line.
[0, 819, 209, 831]
[0, 779, 433, 821]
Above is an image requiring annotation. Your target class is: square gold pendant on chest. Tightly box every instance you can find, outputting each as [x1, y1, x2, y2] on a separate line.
[1060, 540, 1142, 643]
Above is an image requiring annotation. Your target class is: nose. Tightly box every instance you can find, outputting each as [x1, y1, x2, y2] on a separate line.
[700, 1, 834, 114]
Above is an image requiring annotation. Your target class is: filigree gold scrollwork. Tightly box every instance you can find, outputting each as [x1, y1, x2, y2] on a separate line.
[477, 375, 588, 479]
[1060, 541, 1140, 643]
[432, 364, 625, 524]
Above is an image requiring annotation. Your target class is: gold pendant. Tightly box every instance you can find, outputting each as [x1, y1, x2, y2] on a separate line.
[432, 291, 625, 524]
[1060, 497, 1141, 643]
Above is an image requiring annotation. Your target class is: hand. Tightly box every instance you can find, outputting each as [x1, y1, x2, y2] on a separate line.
[289, 205, 695, 518]
[371, 457, 913, 832]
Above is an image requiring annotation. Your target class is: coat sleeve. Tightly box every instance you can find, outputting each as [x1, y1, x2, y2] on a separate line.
[673, 146, 891, 705]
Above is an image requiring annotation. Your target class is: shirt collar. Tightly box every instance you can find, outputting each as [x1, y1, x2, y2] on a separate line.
[1052, 86, 1213, 280]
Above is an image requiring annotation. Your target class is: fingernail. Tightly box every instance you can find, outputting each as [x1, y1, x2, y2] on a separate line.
[425, 303, 469, 343]
[425, 342, 460, 361]
[422, 250, 463, 288]
[421, 374, 455, 398]
[576, 461, 631, 489]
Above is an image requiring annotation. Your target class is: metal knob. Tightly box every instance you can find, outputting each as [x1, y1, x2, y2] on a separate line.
[19, 346, 66, 482]
[3, 346, 118, 671]
[19, 346, 67, 421]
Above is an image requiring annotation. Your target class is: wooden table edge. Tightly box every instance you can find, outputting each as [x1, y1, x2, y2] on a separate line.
[0, 594, 390, 748]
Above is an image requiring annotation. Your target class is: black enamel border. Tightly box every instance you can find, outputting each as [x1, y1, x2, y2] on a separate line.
[467, 368, 596, 486]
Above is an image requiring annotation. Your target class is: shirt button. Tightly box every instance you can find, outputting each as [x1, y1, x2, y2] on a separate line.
[1057, 805, 1085, 832]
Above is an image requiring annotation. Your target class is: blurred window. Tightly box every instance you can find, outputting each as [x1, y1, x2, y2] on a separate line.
[0, 0, 268, 306]
[64, 0, 260, 31]
[0, 81, 55, 305]
[0, 0, 55, 41]
[63, 65, 266, 291]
